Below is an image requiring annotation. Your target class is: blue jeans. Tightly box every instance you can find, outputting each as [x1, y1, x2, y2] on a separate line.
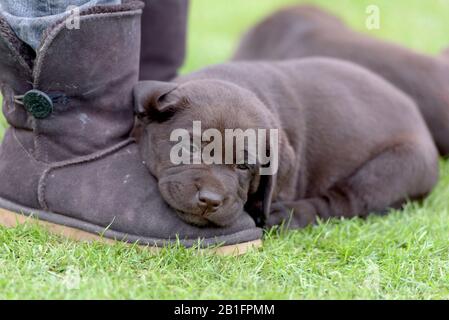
[0, 0, 121, 50]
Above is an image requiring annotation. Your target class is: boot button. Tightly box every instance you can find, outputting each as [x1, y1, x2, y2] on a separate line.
[23, 90, 53, 119]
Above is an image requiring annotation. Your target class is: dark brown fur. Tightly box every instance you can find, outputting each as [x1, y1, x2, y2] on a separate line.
[234, 5, 449, 157]
[135, 58, 439, 229]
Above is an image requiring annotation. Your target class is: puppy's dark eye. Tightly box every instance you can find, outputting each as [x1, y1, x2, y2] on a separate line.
[237, 164, 252, 170]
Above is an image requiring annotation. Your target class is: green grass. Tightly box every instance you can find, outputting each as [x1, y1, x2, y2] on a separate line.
[1, 0, 449, 299]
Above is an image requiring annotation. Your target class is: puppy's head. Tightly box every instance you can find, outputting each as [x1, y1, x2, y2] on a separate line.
[134, 80, 278, 227]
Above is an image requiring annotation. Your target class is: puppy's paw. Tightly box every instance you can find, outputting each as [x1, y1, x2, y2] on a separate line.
[266, 202, 294, 228]
[267, 200, 317, 229]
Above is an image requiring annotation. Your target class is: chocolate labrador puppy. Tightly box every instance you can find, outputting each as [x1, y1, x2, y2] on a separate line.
[134, 58, 439, 229]
[234, 5, 449, 156]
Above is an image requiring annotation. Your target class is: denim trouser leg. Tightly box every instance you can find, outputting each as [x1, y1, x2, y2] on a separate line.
[140, 0, 189, 81]
[0, 0, 121, 50]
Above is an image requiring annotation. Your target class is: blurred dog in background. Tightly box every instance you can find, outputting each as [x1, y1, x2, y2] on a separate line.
[234, 5, 449, 156]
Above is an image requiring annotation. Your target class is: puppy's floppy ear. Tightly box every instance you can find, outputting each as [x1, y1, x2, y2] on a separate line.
[245, 129, 296, 227]
[245, 127, 278, 227]
[133, 81, 179, 119]
[246, 173, 276, 227]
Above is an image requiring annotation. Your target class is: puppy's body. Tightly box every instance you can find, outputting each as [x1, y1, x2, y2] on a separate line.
[234, 5, 449, 156]
[135, 58, 438, 228]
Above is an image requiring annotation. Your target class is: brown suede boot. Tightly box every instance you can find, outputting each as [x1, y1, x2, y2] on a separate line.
[0, 1, 262, 254]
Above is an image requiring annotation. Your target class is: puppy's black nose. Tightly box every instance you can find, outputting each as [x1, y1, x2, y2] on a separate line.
[197, 190, 224, 212]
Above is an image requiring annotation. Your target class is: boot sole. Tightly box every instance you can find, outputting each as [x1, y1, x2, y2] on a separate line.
[0, 198, 262, 256]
